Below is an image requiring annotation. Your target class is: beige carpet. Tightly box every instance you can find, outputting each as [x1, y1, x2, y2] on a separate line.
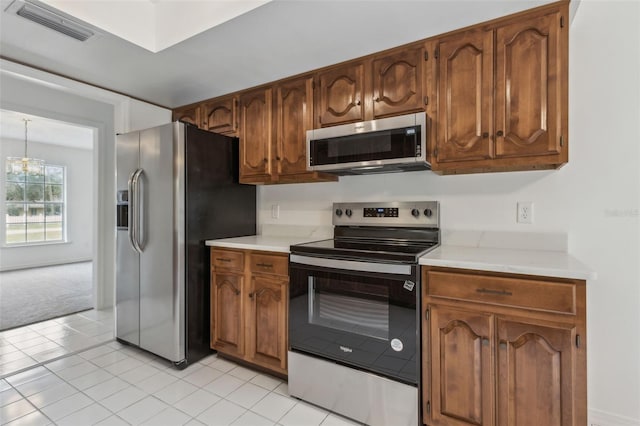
[0, 261, 93, 331]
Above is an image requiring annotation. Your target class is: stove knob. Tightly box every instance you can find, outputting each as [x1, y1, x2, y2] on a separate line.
[335, 208, 343, 217]
[345, 209, 352, 217]
[411, 208, 420, 217]
[424, 208, 433, 217]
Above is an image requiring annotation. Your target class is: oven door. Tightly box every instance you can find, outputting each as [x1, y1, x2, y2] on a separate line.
[289, 254, 420, 385]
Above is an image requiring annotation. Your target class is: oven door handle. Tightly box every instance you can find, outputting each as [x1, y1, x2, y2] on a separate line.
[290, 254, 412, 275]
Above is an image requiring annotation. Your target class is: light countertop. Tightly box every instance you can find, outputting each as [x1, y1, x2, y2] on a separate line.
[205, 235, 326, 253]
[207, 228, 596, 281]
[419, 245, 596, 281]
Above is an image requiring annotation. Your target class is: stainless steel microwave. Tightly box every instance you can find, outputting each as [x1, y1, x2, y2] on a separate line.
[306, 112, 429, 175]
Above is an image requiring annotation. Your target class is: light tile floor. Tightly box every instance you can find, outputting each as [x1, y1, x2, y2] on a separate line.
[0, 340, 361, 425]
[0, 309, 114, 378]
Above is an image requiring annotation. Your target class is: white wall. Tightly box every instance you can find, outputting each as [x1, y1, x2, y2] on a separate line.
[0, 139, 93, 271]
[259, 1, 640, 424]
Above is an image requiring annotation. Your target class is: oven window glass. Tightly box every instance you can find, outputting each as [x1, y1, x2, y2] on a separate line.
[310, 277, 389, 340]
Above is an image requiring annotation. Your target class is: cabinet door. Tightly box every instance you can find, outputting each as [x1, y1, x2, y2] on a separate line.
[317, 63, 364, 127]
[497, 318, 574, 426]
[172, 105, 201, 127]
[211, 272, 244, 357]
[276, 77, 314, 177]
[246, 275, 287, 373]
[202, 96, 237, 135]
[372, 47, 424, 118]
[427, 305, 495, 426]
[239, 88, 273, 181]
[495, 12, 562, 158]
[435, 29, 494, 164]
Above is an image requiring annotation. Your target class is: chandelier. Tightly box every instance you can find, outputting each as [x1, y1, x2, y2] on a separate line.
[7, 119, 44, 175]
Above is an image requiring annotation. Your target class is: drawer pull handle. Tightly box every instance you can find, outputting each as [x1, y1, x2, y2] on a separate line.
[476, 288, 513, 296]
[216, 258, 232, 262]
[256, 263, 273, 268]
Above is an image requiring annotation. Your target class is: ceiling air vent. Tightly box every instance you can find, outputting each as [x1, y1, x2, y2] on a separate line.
[7, 0, 95, 41]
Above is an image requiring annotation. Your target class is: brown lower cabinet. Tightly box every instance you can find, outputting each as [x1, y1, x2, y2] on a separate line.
[210, 248, 288, 376]
[422, 266, 586, 426]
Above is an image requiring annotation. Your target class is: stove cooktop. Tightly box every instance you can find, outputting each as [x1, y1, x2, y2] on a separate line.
[290, 201, 441, 264]
[290, 237, 439, 264]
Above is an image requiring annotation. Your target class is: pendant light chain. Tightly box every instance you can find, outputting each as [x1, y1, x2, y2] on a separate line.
[23, 118, 31, 159]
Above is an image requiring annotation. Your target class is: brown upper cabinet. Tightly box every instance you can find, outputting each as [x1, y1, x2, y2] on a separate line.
[430, 4, 568, 173]
[316, 46, 426, 127]
[275, 76, 316, 179]
[238, 77, 338, 184]
[371, 47, 425, 119]
[172, 104, 201, 127]
[201, 95, 238, 135]
[239, 87, 274, 183]
[316, 62, 365, 127]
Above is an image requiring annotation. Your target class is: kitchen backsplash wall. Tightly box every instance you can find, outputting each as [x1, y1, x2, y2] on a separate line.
[258, 169, 572, 235]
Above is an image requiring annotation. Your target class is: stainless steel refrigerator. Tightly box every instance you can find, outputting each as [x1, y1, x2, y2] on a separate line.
[115, 121, 256, 367]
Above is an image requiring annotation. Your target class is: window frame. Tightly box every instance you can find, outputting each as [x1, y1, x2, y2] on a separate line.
[4, 162, 67, 246]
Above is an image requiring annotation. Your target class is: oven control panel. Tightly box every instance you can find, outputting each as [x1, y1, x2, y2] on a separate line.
[363, 207, 399, 218]
[333, 201, 439, 228]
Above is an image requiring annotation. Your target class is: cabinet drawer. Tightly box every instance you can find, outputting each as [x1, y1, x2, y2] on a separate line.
[250, 253, 288, 277]
[211, 249, 244, 272]
[426, 270, 576, 314]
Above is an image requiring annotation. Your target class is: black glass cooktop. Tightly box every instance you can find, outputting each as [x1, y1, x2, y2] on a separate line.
[290, 237, 438, 264]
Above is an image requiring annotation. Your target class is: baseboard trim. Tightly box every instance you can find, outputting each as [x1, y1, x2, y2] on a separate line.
[590, 408, 640, 426]
[0, 258, 93, 272]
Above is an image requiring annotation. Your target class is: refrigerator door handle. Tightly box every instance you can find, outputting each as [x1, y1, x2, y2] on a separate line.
[135, 168, 146, 251]
[127, 170, 139, 252]
[130, 168, 144, 253]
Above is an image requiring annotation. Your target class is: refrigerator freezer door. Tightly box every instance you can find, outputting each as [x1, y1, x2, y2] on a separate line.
[138, 123, 185, 363]
[115, 131, 140, 345]
[116, 230, 139, 344]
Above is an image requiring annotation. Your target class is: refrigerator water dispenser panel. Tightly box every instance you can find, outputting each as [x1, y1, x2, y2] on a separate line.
[117, 190, 128, 229]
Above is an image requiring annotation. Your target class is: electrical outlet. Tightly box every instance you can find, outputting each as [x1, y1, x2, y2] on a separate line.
[271, 204, 280, 219]
[517, 201, 533, 224]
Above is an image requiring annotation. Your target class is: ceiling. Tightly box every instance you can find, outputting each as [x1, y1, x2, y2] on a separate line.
[0, 109, 94, 149]
[1, 0, 555, 109]
[37, 0, 272, 52]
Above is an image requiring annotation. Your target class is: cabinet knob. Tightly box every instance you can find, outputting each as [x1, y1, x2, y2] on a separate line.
[263, 158, 268, 163]
[355, 100, 361, 106]
[482, 132, 489, 138]
[496, 130, 504, 137]
[374, 97, 380, 102]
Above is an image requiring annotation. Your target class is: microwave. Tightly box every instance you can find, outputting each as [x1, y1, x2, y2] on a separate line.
[306, 112, 429, 175]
